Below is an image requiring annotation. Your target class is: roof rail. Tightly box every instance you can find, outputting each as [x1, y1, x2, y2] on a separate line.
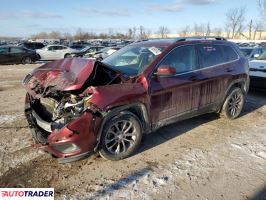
[176, 36, 227, 42]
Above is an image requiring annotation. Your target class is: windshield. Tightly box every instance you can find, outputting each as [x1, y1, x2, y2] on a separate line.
[240, 48, 253, 57]
[102, 45, 164, 76]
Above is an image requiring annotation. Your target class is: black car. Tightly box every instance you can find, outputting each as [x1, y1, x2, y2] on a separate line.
[18, 42, 45, 50]
[0, 46, 39, 64]
[71, 46, 105, 57]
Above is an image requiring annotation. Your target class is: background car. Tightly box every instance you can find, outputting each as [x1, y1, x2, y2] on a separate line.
[18, 42, 45, 50]
[88, 47, 121, 61]
[36, 45, 79, 60]
[249, 52, 266, 90]
[71, 46, 105, 58]
[240, 47, 266, 60]
[0, 46, 39, 64]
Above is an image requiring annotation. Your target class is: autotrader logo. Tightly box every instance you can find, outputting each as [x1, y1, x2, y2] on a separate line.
[0, 188, 54, 200]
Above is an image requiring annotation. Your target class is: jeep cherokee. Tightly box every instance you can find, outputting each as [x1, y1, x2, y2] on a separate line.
[22, 36, 249, 163]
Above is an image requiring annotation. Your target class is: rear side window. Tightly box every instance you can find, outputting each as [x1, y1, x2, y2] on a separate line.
[48, 46, 55, 51]
[197, 44, 224, 68]
[10, 47, 25, 53]
[159, 45, 198, 74]
[36, 43, 44, 49]
[25, 43, 34, 49]
[197, 44, 238, 68]
[55, 46, 63, 50]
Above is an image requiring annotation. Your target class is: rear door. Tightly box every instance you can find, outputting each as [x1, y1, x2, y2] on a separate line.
[196, 44, 239, 109]
[53, 46, 64, 59]
[0, 47, 9, 64]
[150, 45, 202, 124]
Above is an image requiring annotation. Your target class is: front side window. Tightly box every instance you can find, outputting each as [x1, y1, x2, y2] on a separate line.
[102, 45, 164, 76]
[158, 45, 198, 74]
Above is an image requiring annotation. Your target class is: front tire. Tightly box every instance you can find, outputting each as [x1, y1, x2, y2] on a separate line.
[99, 112, 142, 161]
[221, 87, 245, 119]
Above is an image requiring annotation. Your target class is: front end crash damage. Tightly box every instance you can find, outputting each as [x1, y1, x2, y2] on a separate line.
[22, 58, 147, 163]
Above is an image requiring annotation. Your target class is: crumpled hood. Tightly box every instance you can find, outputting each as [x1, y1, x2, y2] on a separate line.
[23, 58, 95, 97]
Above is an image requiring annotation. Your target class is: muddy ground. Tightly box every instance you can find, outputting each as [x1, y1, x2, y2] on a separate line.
[0, 64, 265, 200]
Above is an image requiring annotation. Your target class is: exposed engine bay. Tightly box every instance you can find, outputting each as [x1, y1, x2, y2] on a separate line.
[23, 59, 123, 144]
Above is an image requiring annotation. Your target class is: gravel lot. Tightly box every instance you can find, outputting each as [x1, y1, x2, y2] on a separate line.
[0, 64, 265, 200]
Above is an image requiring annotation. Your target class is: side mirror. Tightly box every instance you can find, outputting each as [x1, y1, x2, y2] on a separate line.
[155, 65, 176, 76]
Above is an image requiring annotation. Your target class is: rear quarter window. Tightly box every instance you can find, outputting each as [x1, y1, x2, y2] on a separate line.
[221, 45, 238, 62]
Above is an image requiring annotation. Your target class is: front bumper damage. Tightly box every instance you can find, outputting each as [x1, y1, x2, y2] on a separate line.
[25, 95, 101, 163]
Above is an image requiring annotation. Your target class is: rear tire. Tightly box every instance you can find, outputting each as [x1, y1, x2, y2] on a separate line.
[99, 112, 142, 161]
[221, 87, 244, 119]
[22, 57, 32, 64]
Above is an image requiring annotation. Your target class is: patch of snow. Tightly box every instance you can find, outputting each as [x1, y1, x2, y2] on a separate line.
[0, 114, 23, 124]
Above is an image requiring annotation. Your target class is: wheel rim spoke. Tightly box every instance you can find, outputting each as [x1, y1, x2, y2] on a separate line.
[105, 120, 136, 155]
[227, 91, 243, 117]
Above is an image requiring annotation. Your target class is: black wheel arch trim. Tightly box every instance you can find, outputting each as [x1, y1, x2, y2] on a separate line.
[94, 102, 150, 151]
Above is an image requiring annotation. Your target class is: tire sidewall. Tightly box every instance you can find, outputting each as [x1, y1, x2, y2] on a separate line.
[99, 112, 142, 161]
[22, 57, 32, 64]
[222, 88, 244, 119]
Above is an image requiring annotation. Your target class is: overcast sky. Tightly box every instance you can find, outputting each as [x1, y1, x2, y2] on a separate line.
[0, 0, 261, 37]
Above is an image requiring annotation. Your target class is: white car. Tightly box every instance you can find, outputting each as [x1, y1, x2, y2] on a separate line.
[85, 47, 121, 61]
[249, 59, 266, 90]
[36, 45, 78, 60]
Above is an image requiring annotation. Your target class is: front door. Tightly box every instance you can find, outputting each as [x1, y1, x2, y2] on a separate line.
[150, 45, 202, 125]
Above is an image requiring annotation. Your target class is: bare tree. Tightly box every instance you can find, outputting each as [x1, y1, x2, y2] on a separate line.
[253, 21, 263, 39]
[206, 23, 211, 36]
[62, 32, 73, 40]
[248, 19, 253, 39]
[157, 26, 170, 38]
[225, 7, 246, 39]
[139, 26, 150, 39]
[193, 23, 209, 36]
[179, 26, 190, 37]
[49, 31, 61, 39]
[213, 27, 222, 36]
[258, 0, 266, 24]
[31, 32, 49, 39]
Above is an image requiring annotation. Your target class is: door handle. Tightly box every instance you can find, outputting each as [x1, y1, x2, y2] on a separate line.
[226, 68, 233, 72]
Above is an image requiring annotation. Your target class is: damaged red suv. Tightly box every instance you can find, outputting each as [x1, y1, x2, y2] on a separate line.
[23, 37, 249, 163]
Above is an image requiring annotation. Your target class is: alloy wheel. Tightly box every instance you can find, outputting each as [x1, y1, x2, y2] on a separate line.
[104, 120, 136, 155]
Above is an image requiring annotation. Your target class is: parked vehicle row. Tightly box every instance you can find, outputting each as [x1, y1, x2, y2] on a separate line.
[22, 36, 250, 163]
